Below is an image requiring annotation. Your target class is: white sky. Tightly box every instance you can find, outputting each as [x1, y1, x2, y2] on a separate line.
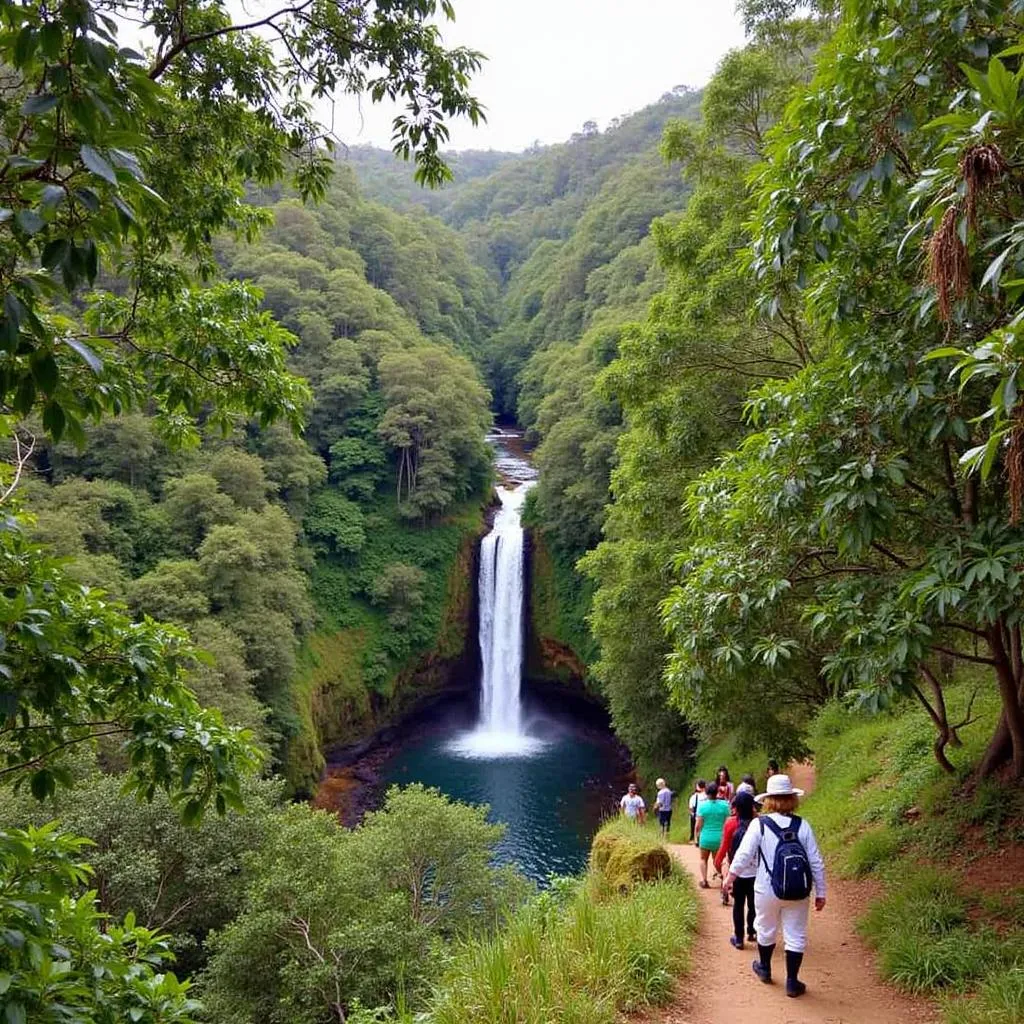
[331, 0, 747, 153]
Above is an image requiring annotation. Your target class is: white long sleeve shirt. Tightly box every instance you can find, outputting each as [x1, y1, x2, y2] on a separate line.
[729, 812, 827, 899]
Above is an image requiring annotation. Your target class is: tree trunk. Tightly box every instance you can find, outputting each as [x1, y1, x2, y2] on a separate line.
[984, 625, 1024, 777]
[912, 670, 956, 774]
[978, 713, 1012, 778]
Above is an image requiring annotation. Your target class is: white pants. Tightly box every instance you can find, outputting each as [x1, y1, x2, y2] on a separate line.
[754, 889, 810, 952]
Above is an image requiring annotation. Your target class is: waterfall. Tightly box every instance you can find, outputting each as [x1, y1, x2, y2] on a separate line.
[478, 483, 530, 734]
[450, 438, 544, 758]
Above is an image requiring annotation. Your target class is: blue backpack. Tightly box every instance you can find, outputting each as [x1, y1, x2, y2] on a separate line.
[758, 815, 813, 901]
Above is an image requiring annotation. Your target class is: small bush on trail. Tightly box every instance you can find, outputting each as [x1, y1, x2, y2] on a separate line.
[590, 818, 672, 890]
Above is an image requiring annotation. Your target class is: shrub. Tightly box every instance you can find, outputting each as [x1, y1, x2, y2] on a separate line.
[880, 930, 1003, 993]
[860, 868, 968, 945]
[589, 819, 672, 890]
[859, 869, 1020, 995]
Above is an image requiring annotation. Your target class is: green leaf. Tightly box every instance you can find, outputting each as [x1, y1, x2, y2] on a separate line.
[79, 146, 117, 185]
[980, 247, 1011, 293]
[923, 346, 965, 361]
[15, 210, 44, 235]
[41, 238, 69, 270]
[39, 22, 62, 59]
[61, 336, 103, 375]
[20, 93, 58, 116]
[30, 353, 58, 394]
[5, 156, 44, 171]
[13, 26, 36, 68]
[4, 1001, 26, 1024]
[12, 376, 36, 415]
[1005, 373, 1018, 415]
[39, 185, 64, 211]
[42, 402, 65, 441]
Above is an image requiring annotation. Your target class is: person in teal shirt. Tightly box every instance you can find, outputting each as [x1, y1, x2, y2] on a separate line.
[695, 781, 731, 889]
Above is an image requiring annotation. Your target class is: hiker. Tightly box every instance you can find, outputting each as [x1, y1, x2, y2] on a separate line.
[716, 766, 735, 801]
[694, 781, 730, 888]
[716, 796, 738, 906]
[654, 777, 673, 837]
[620, 782, 646, 824]
[737, 773, 756, 797]
[688, 779, 706, 841]
[724, 774, 826, 999]
[766, 759, 779, 780]
[716, 791, 758, 948]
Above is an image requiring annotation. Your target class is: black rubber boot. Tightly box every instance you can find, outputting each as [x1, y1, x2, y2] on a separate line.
[752, 942, 775, 983]
[785, 950, 806, 998]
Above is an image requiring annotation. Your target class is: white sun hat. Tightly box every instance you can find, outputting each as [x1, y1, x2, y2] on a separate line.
[755, 773, 804, 803]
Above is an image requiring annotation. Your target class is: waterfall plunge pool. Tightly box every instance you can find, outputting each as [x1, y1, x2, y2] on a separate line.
[378, 695, 631, 883]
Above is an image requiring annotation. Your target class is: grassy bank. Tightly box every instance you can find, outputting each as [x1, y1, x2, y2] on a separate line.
[418, 819, 697, 1024]
[800, 679, 1024, 1021]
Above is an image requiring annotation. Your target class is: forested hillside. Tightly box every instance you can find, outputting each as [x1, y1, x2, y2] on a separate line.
[23, 162, 498, 795]
[343, 93, 711, 771]
[6, 0, 1024, 1022]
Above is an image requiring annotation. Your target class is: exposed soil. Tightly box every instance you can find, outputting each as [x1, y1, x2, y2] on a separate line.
[650, 763, 938, 1024]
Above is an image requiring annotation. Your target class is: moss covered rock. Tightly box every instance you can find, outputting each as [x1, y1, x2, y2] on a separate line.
[590, 820, 672, 890]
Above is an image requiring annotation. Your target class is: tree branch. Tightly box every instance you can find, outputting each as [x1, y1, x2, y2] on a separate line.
[870, 541, 911, 568]
[148, 0, 318, 80]
[0, 727, 127, 777]
[0, 427, 35, 504]
[927, 643, 997, 666]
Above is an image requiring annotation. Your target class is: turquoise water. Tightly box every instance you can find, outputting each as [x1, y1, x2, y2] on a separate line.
[379, 702, 627, 883]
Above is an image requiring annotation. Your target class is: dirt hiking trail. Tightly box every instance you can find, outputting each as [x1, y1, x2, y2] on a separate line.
[652, 763, 936, 1024]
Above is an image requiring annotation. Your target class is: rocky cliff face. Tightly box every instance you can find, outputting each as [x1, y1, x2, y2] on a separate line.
[523, 527, 603, 706]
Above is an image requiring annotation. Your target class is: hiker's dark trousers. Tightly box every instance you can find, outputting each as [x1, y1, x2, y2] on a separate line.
[732, 876, 755, 941]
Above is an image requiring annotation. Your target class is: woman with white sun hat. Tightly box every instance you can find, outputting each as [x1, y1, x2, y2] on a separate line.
[723, 772, 827, 999]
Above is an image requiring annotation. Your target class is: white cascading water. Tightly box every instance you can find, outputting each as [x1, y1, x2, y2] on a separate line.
[478, 483, 529, 734]
[450, 432, 544, 758]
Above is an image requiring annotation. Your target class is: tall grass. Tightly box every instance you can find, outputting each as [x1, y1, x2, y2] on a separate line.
[943, 967, 1024, 1024]
[426, 830, 698, 1024]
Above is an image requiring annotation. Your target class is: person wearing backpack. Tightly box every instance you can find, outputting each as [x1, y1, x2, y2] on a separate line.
[715, 791, 758, 946]
[723, 774, 826, 999]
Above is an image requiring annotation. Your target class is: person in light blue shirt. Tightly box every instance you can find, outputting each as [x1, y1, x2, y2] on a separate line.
[654, 777, 673, 836]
